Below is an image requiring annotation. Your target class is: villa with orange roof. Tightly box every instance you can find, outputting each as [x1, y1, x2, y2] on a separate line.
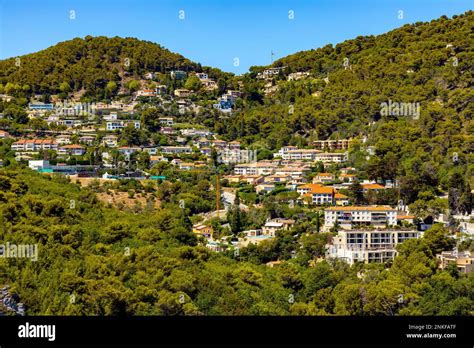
[334, 193, 349, 206]
[0, 130, 11, 139]
[361, 183, 386, 192]
[297, 184, 336, 205]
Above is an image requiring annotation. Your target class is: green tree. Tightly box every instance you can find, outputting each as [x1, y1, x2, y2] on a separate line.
[349, 180, 365, 205]
[184, 75, 202, 91]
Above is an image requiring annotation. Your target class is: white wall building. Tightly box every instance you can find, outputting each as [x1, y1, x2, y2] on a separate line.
[324, 206, 397, 231]
[327, 229, 420, 264]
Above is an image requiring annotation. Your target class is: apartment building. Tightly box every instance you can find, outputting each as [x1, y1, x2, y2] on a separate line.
[274, 146, 298, 158]
[436, 251, 473, 274]
[324, 206, 397, 230]
[297, 183, 322, 196]
[297, 184, 334, 204]
[275, 148, 322, 161]
[181, 128, 213, 138]
[106, 120, 141, 131]
[312, 139, 352, 150]
[274, 166, 310, 178]
[58, 144, 86, 156]
[160, 146, 192, 155]
[218, 148, 257, 165]
[314, 152, 348, 163]
[234, 162, 277, 176]
[327, 229, 420, 264]
[11, 139, 58, 152]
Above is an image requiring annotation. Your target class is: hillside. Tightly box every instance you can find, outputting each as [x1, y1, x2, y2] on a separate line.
[215, 11, 473, 209]
[0, 167, 472, 315]
[0, 36, 230, 98]
[231, 11, 473, 144]
[0, 11, 473, 317]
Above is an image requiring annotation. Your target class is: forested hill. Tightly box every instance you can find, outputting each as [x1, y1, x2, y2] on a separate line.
[269, 11, 473, 77]
[0, 36, 230, 96]
[237, 11, 474, 143]
[224, 11, 473, 151]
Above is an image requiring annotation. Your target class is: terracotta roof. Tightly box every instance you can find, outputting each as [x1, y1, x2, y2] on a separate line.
[298, 183, 323, 190]
[362, 183, 386, 190]
[309, 186, 334, 194]
[61, 144, 85, 149]
[397, 215, 415, 219]
[14, 139, 56, 144]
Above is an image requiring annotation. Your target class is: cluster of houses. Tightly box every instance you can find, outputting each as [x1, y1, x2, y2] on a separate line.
[10, 112, 272, 175]
[193, 217, 297, 252]
[213, 90, 242, 113]
[3, 81, 471, 271]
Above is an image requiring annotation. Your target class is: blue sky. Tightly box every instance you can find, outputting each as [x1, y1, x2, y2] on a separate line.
[0, 0, 472, 74]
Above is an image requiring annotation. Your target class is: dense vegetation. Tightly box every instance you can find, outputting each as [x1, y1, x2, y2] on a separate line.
[0, 167, 472, 315]
[0, 36, 232, 99]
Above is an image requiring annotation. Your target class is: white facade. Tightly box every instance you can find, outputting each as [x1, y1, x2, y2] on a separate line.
[160, 146, 192, 154]
[234, 163, 277, 176]
[28, 160, 51, 170]
[327, 229, 420, 264]
[314, 152, 348, 163]
[324, 206, 397, 230]
[106, 120, 141, 131]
